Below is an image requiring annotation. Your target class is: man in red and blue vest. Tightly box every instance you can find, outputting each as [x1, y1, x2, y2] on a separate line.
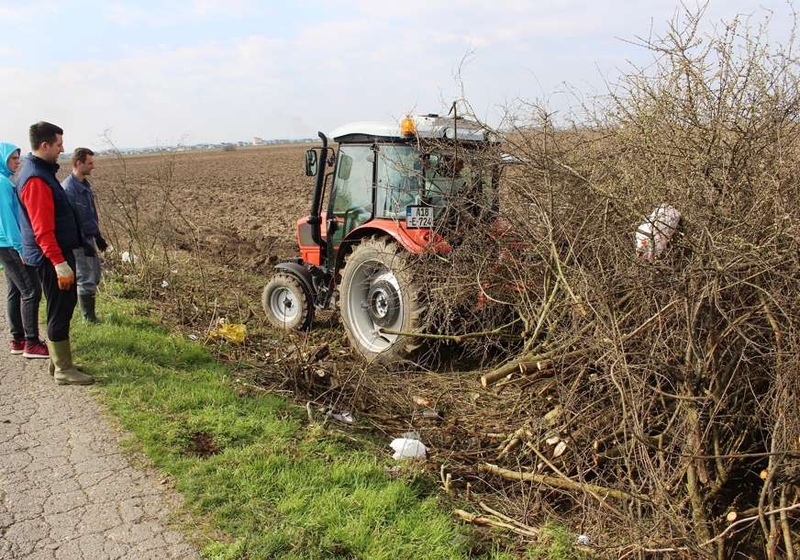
[17, 121, 93, 385]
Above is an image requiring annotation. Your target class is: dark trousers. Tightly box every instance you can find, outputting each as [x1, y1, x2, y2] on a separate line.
[37, 255, 77, 343]
[0, 247, 42, 343]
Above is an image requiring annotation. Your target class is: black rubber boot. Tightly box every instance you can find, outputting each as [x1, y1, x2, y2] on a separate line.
[79, 294, 100, 323]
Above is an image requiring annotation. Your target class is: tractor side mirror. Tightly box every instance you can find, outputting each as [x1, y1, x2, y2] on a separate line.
[304, 149, 318, 177]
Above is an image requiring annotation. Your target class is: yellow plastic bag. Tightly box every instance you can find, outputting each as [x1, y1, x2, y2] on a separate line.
[209, 321, 247, 344]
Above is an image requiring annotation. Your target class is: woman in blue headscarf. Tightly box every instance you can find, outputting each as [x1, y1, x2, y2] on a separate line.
[0, 142, 47, 358]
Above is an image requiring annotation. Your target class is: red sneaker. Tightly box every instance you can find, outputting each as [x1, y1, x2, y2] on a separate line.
[10, 339, 25, 355]
[23, 341, 49, 359]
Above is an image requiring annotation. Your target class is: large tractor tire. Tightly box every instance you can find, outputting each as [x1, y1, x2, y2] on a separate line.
[339, 237, 425, 363]
[262, 273, 314, 331]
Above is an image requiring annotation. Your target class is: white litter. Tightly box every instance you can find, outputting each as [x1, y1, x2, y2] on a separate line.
[635, 204, 681, 261]
[577, 534, 590, 546]
[161, 280, 170, 288]
[121, 251, 139, 264]
[390, 437, 428, 460]
[327, 411, 355, 424]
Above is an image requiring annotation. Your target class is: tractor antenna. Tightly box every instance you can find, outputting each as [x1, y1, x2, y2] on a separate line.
[449, 101, 459, 164]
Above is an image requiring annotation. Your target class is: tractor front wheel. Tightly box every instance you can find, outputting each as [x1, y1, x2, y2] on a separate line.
[262, 273, 314, 331]
[339, 237, 424, 363]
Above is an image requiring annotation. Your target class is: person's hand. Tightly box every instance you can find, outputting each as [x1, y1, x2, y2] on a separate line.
[83, 241, 96, 258]
[95, 235, 108, 252]
[54, 261, 75, 290]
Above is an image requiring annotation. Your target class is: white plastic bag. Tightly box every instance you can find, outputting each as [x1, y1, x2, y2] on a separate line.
[390, 437, 428, 460]
[635, 204, 681, 261]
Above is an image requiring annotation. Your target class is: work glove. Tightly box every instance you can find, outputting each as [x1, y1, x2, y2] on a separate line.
[54, 261, 75, 291]
[95, 234, 108, 252]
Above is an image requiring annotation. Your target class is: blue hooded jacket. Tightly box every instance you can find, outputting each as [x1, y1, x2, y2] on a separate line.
[0, 142, 22, 253]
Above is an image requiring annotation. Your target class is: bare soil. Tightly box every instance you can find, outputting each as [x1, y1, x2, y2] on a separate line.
[90, 145, 311, 273]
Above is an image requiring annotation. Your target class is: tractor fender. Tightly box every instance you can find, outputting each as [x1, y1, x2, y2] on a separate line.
[346, 224, 429, 252]
[334, 227, 415, 272]
[338, 223, 450, 270]
[273, 261, 314, 296]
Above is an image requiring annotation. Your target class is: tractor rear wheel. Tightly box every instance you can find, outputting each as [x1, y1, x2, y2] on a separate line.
[339, 237, 424, 363]
[262, 273, 314, 331]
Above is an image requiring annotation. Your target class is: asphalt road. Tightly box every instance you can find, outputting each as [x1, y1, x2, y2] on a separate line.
[0, 278, 200, 559]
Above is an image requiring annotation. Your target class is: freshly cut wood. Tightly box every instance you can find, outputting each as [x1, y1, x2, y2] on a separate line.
[478, 502, 540, 536]
[453, 509, 539, 538]
[480, 347, 590, 388]
[480, 463, 651, 502]
[498, 427, 530, 459]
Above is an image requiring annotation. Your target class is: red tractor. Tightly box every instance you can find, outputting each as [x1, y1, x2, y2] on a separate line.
[262, 113, 500, 363]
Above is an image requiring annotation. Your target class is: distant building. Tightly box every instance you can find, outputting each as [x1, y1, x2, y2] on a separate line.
[252, 137, 265, 146]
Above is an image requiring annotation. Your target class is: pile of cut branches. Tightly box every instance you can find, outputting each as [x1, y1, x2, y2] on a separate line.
[403, 6, 800, 558]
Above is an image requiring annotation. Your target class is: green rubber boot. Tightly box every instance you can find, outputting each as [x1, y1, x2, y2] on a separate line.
[48, 340, 94, 385]
[48, 355, 84, 376]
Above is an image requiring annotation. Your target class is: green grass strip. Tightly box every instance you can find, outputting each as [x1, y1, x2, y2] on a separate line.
[69, 296, 515, 559]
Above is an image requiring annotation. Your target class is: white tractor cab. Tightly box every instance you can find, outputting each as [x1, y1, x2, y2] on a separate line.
[262, 113, 501, 363]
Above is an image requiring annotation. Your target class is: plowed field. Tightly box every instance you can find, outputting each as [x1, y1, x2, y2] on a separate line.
[91, 144, 314, 274]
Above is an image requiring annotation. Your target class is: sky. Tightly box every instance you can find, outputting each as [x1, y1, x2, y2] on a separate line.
[0, 0, 795, 150]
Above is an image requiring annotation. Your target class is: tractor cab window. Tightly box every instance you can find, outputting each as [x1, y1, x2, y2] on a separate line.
[423, 150, 498, 219]
[424, 153, 469, 204]
[376, 144, 423, 219]
[330, 144, 374, 239]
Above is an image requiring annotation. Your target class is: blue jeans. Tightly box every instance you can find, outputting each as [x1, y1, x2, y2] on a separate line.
[0, 247, 42, 343]
[73, 245, 102, 296]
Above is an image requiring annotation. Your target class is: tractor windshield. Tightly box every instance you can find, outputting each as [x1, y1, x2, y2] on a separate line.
[376, 144, 494, 221]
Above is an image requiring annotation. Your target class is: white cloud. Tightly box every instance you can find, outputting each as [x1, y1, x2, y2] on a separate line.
[104, 0, 268, 27]
[0, 0, 794, 149]
[190, 0, 260, 17]
[106, 4, 169, 27]
[0, 0, 59, 21]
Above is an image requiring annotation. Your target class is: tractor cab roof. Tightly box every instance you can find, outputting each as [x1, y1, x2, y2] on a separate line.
[330, 114, 496, 145]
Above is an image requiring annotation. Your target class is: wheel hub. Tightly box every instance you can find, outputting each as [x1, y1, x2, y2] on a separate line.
[366, 276, 400, 328]
[272, 288, 298, 321]
[280, 294, 294, 312]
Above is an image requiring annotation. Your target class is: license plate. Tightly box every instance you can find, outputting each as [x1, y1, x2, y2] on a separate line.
[406, 205, 434, 228]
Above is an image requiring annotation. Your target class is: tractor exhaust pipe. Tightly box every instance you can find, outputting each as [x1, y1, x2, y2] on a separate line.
[309, 131, 329, 249]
